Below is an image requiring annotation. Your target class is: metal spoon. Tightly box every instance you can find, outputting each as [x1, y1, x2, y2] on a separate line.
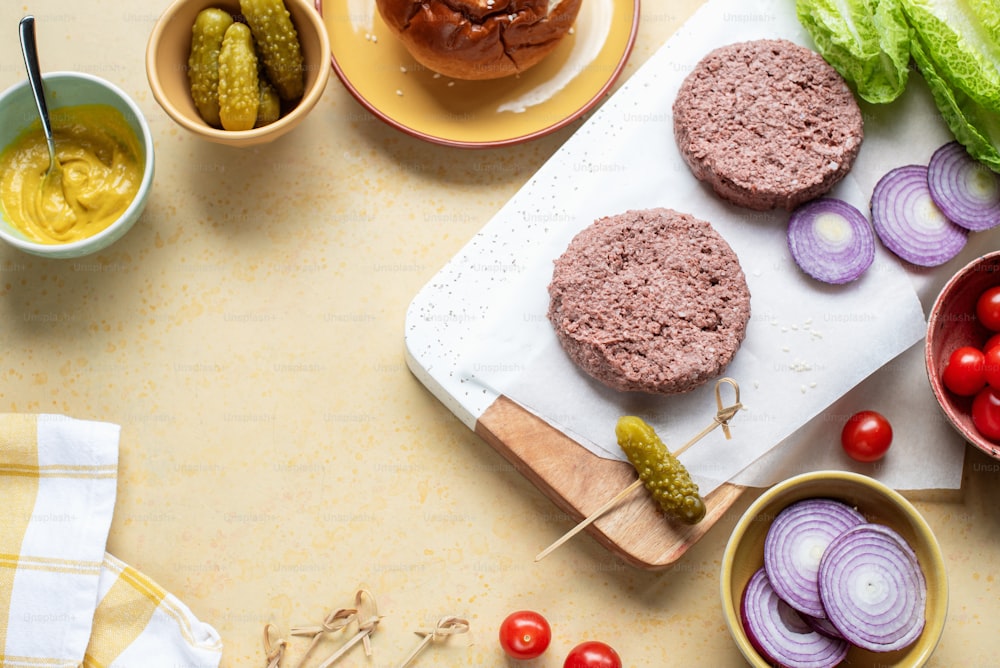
[18, 15, 61, 182]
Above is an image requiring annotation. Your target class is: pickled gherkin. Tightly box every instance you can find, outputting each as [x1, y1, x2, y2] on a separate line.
[239, 0, 305, 101]
[615, 416, 706, 525]
[255, 77, 281, 127]
[188, 8, 233, 127]
[218, 22, 259, 131]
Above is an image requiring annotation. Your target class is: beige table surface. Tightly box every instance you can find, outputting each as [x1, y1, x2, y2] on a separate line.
[1, 0, 998, 666]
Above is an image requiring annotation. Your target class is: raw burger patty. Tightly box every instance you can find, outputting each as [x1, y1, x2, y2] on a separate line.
[547, 208, 751, 395]
[673, 38, 864, 211]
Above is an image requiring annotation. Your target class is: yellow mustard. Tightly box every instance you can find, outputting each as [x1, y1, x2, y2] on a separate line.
[0, 104, 143, 244]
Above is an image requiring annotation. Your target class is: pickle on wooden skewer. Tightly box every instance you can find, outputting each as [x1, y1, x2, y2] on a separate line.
[218, 22, 260, 132]
[187, 8, 233, 127]
[535, 378, 743, 562]
[239, 0, 305, 101]
[615, 416, 705, 525]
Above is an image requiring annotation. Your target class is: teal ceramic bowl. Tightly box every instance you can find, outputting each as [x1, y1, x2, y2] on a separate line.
[0, 72, 154, 258]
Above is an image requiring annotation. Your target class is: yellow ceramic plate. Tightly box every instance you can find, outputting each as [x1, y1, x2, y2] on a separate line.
[317, 0, 640, 147]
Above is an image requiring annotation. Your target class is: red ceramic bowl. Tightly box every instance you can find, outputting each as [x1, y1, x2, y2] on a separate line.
[926, 251, 1000, 459]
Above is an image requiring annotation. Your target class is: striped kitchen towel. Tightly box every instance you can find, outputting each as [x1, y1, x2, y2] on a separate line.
[84, 554, 222, 667]
[0, 414, 222, 667]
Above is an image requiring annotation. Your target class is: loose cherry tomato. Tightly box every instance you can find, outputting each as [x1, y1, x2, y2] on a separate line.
[841, 410, 893, 462]
[564, 641, 622, 668]
[972, 386, 1000, 441]
[499, 610, 551, 660]
[942, 346, 986, 396]
[977, 286, 1000, 332]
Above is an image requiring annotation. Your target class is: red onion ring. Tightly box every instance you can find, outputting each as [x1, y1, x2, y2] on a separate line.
[928, 141, 1000, 232]
[763, 498, 866, 619]
[740, 568, 850, 668]
[804, 613, 844, 640]
[787, 198, 875, 284]
[817, 523, 927, 652]
[871, 164, 968, 266]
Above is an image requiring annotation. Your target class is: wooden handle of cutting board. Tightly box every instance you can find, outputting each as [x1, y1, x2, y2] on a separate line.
[474, 395, 746, 570]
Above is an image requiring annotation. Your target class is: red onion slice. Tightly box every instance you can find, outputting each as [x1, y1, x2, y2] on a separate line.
[763, 498, 866, 619]
[871, 164, 968, 267]
[804, 613, 844, 640]
[928, 141, 1000, 231]
[740, 568, 850, 668]
[787, 198, 875, 284]
[817, 523, 927, 652]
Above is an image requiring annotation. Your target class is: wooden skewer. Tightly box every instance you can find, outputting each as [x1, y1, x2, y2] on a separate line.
[535, 378, 743, 562]
[315, 627, 373, 668]
[289, 607, 357, 668]
[396, 615, 470, 668]
[314, 589, 381, 668]
[263, 623, 287, 668]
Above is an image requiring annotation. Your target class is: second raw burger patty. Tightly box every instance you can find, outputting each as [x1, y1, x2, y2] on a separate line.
[672, 38, 864, 211]
[547, 208, 751, 395]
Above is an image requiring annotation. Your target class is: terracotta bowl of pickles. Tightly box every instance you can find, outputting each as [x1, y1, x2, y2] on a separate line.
[926, 251, 1000, 460]
[720, 471, 948, 668]
[146, 0, 331, 147]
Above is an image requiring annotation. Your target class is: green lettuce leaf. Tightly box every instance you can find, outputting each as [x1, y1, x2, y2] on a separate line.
[910, 27, 1000, 172]
[968, 0, 1000, 45]
[795, 0, 910, 103]
[899, 0, 1000, 114]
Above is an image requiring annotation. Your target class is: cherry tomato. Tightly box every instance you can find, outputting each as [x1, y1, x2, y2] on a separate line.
[841, 410, 893, 462]
[972, 386, 1000, 441]
[985, 346, 1000, 389]
[977, 286, 1000, 332]
[499, 610, 551, 660]
[942, 346, 986, 396]
[985, 333, 1000, 353]
[564, 641, 622, 668]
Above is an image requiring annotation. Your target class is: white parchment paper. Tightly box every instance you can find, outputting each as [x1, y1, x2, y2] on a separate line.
[454, 0, 972, 494]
